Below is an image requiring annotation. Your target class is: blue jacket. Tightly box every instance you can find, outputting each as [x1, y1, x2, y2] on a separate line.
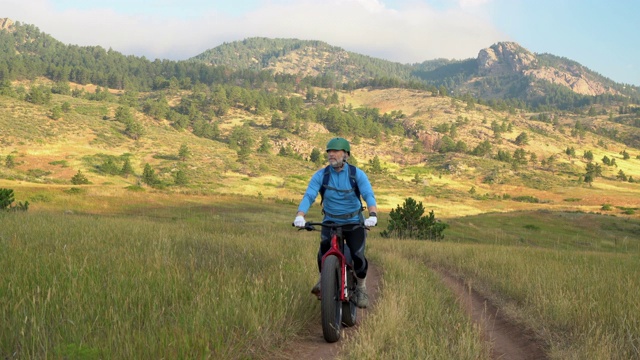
[297, 163, 376, 223]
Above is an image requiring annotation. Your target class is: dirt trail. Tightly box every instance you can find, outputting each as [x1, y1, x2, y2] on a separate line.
[438, 269, 548, 360]
[277, 264, 547, 360]
[275, 263, 382, 360]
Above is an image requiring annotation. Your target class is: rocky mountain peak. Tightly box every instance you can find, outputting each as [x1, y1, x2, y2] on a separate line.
[475, 41, 615, 96]
[477, 41, 537, 76]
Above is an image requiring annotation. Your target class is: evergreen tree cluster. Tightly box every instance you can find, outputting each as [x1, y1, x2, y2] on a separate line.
[380, 197, 448, 240]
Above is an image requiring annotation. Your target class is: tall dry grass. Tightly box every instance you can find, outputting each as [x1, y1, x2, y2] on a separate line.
[0, 209, 318, 359]
[338, 246, 490, 360]
[387, 240, 640, 359]
[2, 194, 639, 359]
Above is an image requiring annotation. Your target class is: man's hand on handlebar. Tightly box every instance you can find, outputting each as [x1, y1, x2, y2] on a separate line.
[364, 216, 377, 227]
[293, 215, 306, 228]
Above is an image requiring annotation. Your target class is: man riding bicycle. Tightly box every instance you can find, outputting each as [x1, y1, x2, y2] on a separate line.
[294, 137, 378, 308]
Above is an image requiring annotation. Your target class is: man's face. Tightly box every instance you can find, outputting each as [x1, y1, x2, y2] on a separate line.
[327, 149, 345, 168]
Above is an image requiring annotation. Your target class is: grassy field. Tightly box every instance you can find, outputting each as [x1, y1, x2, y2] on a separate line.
[1, 197, 318, 359]
[1, 192, 639, 359]
[385, 241, 640, 359]
[1, 82, 639, 358]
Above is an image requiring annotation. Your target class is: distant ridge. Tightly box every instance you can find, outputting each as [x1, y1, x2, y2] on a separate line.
[190, 37, 639, 107]
[1, 17, 639, 109]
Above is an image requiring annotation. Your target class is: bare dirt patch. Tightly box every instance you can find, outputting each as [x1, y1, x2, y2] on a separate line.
[274, 263, 382, 360]
[437, 269, 548, 360]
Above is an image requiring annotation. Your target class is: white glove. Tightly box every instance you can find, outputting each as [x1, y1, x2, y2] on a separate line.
[294, 215, 306, 227]
[364, 216, 377, 227]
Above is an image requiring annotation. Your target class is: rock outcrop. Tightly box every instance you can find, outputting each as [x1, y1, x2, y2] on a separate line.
[524, 66, 613, 96]
[477, 42, 537, 76]
[476, 41, 615, 96]
[0, 18, 15, 31]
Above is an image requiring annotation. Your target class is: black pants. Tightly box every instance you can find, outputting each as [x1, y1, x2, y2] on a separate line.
[317, 224, 368, 279]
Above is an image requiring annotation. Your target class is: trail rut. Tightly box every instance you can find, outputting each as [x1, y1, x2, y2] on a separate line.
[438, 269, 548, 360]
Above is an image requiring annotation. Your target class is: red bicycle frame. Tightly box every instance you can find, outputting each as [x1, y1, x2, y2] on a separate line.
[321, 231, 349, 301]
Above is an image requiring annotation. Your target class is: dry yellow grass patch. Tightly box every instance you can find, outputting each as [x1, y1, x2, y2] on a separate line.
[343, 87, 445, 116]
[68, 81, 124, 95]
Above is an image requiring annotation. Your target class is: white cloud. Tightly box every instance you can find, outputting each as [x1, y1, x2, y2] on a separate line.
[457, 0, 493, 9]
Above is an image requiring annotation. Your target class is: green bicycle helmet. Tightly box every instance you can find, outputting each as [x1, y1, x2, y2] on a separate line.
[326, 137, 350, 155]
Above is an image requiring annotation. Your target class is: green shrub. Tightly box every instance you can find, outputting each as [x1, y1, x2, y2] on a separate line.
[49, 160, 69, 167]
[64, 187, 85, 194]
[380, 197, 448, 240]
[5, 155, 16, 168]
[0, 188, 29, 211]
[512, 195, 540, 203]
[27, 169, 52, 178]
[71, 170, 90, 185]
[0, 188, 15, 209]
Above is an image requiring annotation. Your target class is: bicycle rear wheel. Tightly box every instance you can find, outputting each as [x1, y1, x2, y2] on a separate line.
[320, 255, 342, 342]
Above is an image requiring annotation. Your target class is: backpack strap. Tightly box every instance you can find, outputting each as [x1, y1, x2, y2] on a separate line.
[319, 163, 362, 207]
[348, 163, 361, 202]
[319, 165, 331, 205]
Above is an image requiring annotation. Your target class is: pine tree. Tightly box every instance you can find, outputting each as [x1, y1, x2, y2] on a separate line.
[0, 188, 15, 210]
[71, 170, 90, 185]
[583, 150, 594, 161]
[515, 132, 529, 145]
[124, 119, 145, 140]
[50, 105, 63, 120]
[617, 170, 627, 181]
[257, 135, 272, 154]
[309, 148, 322, 164]
[178, 144, 191, 161]
[380, 197, 448, 240]
[142, 163, 158, 186]
[368, 155, 383, 174]
[5, 155, 15, 168]
[229, 125, 254, 162]
[99, 158, 120, 175]
[120, 157, 134, 177]
[174, 170, 188, 185]
[621, 150, 630, 160]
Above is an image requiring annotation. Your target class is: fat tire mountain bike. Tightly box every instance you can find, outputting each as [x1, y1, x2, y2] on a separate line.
[296, 221, 366, 343]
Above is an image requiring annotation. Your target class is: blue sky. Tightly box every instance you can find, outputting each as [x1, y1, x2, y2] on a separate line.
[3, 0, 639, 86]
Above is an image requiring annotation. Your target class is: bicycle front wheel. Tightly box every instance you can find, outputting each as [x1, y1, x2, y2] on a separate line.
[320, 255, 342, 343]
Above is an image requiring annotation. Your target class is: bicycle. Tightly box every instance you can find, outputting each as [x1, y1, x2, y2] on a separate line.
[295, 221, 368, 343]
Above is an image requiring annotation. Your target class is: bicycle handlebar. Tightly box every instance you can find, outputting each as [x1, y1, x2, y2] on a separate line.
[292, 221, 370, 231]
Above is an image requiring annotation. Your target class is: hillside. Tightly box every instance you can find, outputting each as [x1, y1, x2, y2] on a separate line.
[2, 17, 639, 109]
[190, 37, 414, 84]
[1, 78, 639, 220]
[0, 18, 639, 220]
[191, 37, 640, 109]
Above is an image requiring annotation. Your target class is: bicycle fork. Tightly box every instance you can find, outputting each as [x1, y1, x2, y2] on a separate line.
[323, 233, 349, 302]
